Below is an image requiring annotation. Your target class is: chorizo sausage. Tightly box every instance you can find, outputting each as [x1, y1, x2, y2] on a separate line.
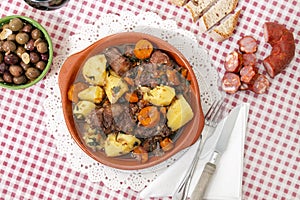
[262, 22, 295, 78]
[224, 50, 243, 72]
[248, 74, 270, 94]
[221, 72, 241, 94]
[240, 65, 258, 83]
[238, 35, 258, 53]
[242, 53, 257, 67]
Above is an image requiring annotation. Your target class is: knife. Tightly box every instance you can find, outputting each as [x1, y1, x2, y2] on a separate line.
[190, 106, 240, 200]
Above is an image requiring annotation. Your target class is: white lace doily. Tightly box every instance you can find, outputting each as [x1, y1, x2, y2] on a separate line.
[43, 11, 221, 192]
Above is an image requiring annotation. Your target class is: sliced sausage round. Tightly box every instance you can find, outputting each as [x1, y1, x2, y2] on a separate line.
[221, 72, 241, 94]
[248, 74, 270, 94]
[224, 50, 243, 72]
[238, 36, 258, 53]
[240, 65, 258, 83]
[242, 53, 257, 67]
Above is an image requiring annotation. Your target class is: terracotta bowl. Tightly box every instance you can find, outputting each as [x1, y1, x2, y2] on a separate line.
[59, 32, 205, 170]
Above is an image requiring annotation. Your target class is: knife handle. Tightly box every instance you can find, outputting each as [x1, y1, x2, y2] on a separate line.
[191, 162, 216, 200]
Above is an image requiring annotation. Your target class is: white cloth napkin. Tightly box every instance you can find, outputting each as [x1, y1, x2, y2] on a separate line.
[139, 103, 249, 200]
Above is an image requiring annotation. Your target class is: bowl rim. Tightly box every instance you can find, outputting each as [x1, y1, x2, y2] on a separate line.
[0, 15, 53, 90]
[59, 32, 204, 170]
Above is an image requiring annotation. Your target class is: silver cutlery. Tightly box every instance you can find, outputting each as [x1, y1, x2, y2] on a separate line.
[191, 105, 240, 200]
[173, 99, 224, 200]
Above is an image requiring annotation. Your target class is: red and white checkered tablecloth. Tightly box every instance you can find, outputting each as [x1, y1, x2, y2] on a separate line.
[0, 0, 299, 199]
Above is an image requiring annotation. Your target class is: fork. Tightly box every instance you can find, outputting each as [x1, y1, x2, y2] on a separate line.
[173, 99, 224, 200]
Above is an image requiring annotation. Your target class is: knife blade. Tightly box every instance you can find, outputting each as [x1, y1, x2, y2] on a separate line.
[191, 106, 241, 200]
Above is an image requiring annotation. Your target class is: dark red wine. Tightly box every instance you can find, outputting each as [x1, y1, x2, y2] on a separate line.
[24, 0, 70, 11]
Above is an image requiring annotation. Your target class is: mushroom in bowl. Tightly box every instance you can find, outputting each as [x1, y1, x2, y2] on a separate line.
[0, 15, 53, 90]
[59, 32, 205, 170]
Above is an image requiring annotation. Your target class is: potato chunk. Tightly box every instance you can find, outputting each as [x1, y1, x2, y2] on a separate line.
[78, 86, 104, 104]
[82, 54, 107, 86]
[104, 72, 128, 104]
[104, 133, 141, 157]
[166, 95, 194, 131]
[143, 85, 175, 106]
[73, 100, 96, 120]
[83, 132, 105, 151]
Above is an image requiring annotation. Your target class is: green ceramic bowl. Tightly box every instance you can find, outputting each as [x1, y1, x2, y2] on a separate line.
[0, 15, 53, 90]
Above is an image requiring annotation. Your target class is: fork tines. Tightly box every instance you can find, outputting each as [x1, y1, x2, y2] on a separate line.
[205, 99, 224, 127]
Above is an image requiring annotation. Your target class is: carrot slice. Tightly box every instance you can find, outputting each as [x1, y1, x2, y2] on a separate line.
[132, 146, 149, 163]
[133, 39, 154, 59]
[125, 92, 139, 103]
[160, 138, 174, 152]
[137, 106, 160, 128]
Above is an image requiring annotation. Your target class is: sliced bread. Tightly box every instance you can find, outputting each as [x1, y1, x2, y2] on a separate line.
[169, 0, 188, 6]
[208, 9, 241, 42]
[185, 0, 218, 22]
[198, 0, 239, 33]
